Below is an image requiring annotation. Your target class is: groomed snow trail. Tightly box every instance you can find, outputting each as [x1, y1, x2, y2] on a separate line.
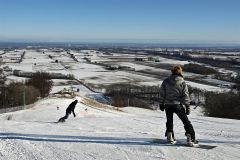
[0, 97, 240, 160]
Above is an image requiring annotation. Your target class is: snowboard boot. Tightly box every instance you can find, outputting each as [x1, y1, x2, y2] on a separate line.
[186, 134, 199, 146]
[58, 118, 65, 123]
[167, 132, 176, 144]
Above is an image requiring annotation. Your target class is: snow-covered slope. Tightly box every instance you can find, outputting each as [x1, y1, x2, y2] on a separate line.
[0, 97, 239, 160]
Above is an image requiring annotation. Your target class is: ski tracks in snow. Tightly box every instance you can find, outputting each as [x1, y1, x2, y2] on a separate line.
[0, 138, 37, 160]
[0, 135, 87, 160]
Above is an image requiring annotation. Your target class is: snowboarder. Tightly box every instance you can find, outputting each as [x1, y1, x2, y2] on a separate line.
[159, 66, 198, 146]
[58, 100, 78, 122]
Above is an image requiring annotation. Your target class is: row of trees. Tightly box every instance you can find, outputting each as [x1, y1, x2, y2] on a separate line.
[0, 72, 53, 109]
[204, 79, 240, 120]
[104, 83, 208, 109]
[104, 81, 240, 120]
[183, 63, 219, 75]
[104, 84, 155, 109]
[204, 91, 240, 119]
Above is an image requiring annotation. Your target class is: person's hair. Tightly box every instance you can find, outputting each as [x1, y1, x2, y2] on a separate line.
[171, 65, 183, 76]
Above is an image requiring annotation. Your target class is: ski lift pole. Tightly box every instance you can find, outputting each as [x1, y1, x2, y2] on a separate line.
[23, 80, 26, 109]
[70, 70, 73, 92]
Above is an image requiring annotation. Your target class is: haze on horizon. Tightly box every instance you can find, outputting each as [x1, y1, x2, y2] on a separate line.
[0, 0, 240, 44]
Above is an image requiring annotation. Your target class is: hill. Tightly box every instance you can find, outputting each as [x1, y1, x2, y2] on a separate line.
[0, 96, 239, 160]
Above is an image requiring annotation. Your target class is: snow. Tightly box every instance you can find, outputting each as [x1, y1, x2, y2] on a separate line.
[159, 59, 189, 65]
[1, 49, 233, 90]
[6, 75, 28, 83]
[202, 78, 235, 87]
[50, 84, 93, 96]
[186, 81, 230, 92]
[1, 49, 239, 159]
[0, 96, 239, 160]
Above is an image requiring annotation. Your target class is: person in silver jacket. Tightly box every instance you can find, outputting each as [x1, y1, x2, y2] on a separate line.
[159, 66, 197, 145]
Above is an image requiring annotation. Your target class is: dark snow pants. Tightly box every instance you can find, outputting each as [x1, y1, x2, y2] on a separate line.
[58, 112, 70, 122]
[165, 104, 195, 140]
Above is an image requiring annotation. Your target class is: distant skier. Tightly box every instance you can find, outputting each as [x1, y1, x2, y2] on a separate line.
[159, 66, 198, 146]
[58, 100, 78, 122]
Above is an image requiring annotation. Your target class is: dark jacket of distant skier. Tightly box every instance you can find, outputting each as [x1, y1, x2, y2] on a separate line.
[58, 100, 78, 122]
[159, 66, 197, 144]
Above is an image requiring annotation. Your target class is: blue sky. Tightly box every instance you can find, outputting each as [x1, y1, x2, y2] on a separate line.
[0, 0, 240, 43]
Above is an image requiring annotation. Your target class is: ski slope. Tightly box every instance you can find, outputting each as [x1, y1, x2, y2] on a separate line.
[0, 97, 240, 160]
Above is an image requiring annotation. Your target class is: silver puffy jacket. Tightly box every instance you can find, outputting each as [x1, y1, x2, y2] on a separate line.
[159, 75, 190, 106]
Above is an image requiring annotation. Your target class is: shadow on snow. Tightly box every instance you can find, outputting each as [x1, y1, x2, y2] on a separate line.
[0, 132, 239, 146]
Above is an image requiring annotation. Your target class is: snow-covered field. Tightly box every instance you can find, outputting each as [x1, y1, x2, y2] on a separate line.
[0, 96, 239, 160]
[1, 49, 230, 91]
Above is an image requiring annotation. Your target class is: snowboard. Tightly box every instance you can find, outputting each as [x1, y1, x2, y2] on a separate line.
[151, 139, 217, 149]
[56, 119, 65, 123]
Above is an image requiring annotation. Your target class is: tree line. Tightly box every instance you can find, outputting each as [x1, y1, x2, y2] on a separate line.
[204, 78, 240, 120]
[0, 72, 53, 109]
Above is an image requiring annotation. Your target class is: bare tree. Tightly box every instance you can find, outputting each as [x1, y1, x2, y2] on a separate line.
[26, 72, 53, 97]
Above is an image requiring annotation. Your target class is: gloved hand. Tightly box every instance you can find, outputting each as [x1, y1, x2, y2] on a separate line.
[159, 103, 165, 111]
[185, 105, 190, 115]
